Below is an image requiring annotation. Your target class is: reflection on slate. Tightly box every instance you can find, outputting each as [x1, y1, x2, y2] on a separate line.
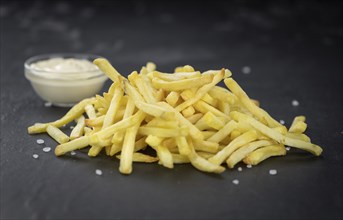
[1, 0, 342, 219]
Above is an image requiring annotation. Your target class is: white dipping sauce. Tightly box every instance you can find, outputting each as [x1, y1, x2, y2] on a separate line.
[25, 56, 108, 107]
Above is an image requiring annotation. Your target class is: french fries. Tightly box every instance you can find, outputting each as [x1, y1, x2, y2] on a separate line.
[28, 59, 323, 175]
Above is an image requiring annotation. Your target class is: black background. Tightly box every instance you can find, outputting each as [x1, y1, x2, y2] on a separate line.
[1, 0, 342, 219]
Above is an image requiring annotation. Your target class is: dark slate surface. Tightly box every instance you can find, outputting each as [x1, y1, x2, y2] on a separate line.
[1, 1, 342, 219]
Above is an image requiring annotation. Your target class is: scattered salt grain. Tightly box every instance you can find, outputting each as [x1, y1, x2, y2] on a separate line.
[70, 126, 75, 129]
[232, 179, 239, 185]
[269, 169, 277, 175]
[242, 66, 251, 74]
[70, 151, 76, 155]
[95, 169, 103, 176]
[279, 120, 285, 125]
[246, 164, 252, 168]
[44, 102, 52, 107]
[36, 139, 45, 144]
[32, 154, 39, 159]
[286, 147, 291, 151]
[237, 167, 242, 172]
[42, 147, 51, 152]
[292, 100, 299, 106]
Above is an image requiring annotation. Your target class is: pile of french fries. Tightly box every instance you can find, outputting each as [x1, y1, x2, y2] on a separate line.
[28, 59, 323, 174]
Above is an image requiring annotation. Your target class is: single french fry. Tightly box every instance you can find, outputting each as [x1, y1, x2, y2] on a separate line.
[243, 144, 286, 165]
[207, 120, 237, 143]
[289, 116, 307, 133]
[85, 115, 105, 127]
[166, 91, 180, 106]
[46, 125, 70, 144]
[181, 106, 195, 118]
[171, 153, 190, 163]
[119, 111, 146, 174]
[157, 145, 174, 168]
[152, 74, 213, 91]
[128, 71, 157, 103]
[85, 104, 97, 119]
[93, 58, 123, 86]
[192, 139, 219, 153]
[201, 93, 217, 107]
[138, 126, 188, 137]
[55, 136, 90, 156]
[285, 133, 311, 142]
[117, 152, 158, 163]
[70, 116, 85, 140]
[102, 86, 124, 128]
[146, 118, 178, 128]
[153, 71, 201, 81]
[208, 86, 237, 105]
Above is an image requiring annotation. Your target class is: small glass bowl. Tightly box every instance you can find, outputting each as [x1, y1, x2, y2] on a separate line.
[25, 53, 108, 107]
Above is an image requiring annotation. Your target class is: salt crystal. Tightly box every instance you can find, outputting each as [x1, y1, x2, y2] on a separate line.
[32, 154, 39, 159]
[232, 179, 239, 185]
[242, 66, 251, 74]
[286, 147, 291, 151]
[70, 151, 76, 155]
[279, 120, 285, 125]
[36, 139, 45, 144]
[95, 169, 103, 176]
[292, 100, 299, 106]
[237, 167, 242, 172]
[43, 147, 51, 152]
[246, 164, 252, 168]
[269, 169, 277, 175]
[70, 126, 75, 129]
[44, 102, 52, 107]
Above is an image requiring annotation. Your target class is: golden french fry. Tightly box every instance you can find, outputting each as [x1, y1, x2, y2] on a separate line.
[208, 130, 258, 165]
[226, 140, 275, 168]
[119, 111, 146, 174]
[116, 152, 158, 163]
[207, 120, 237, 143]
[46, 125, 69, 144]
[138, 126, 188, 137]
[243, 144, 286, 165]
[224, 78, 281, 127]
[28, 98, 95, 134]
[152, 74, 213, 91]
[289, 116, 307, 133]
[85, 104, 97, 119]
[102, 86, 124, 128]
[70, 116, 85, 140]
[55, 136, 90, 156]
[230, 111, 323, 156]
[93, 58, 123, 86]
[157, 145, 174, 168]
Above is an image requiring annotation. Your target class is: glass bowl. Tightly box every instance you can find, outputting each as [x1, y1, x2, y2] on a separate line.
[25, 53, 108, 107]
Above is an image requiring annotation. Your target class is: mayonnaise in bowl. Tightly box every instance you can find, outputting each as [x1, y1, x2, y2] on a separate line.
[25, 54, 108, 107]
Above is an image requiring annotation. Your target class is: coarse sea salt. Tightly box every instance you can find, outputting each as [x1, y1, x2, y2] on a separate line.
[44, 102, 52, 107]
[232, 179, 239, 185]
[292, 100, 299, 106]
[43, 147, 51, 152]
[70, 151, 76, 155]
[279, 120, 285, 125]
[246, 164, 252, 168]
[269, 169, 277, 175]
[237, 167, 242, 172]
[286, 147, 291, 151]
[32, 154, 39, 159]
[242, 66, 251, 74]
[95, 169, 103, 176]
[36, 139, 45, 144]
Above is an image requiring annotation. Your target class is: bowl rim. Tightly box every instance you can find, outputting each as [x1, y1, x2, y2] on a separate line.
[24, 53, 106, 80]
